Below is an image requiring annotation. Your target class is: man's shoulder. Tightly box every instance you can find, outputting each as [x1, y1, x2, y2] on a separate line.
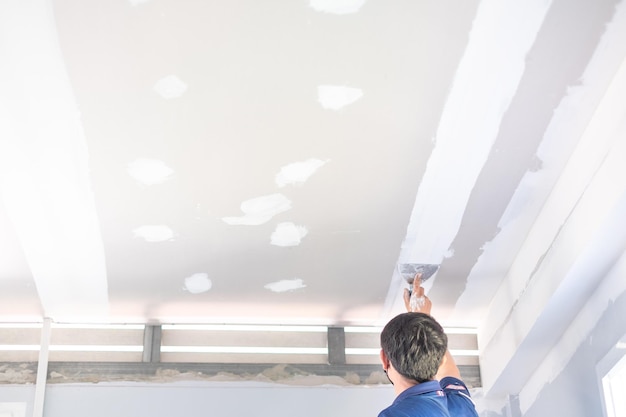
[439, 377, 479, 417]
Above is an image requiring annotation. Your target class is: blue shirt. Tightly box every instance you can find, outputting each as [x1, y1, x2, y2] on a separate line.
[378, 377, 478, 417]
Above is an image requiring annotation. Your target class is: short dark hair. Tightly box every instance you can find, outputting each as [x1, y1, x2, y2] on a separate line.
[380, 312, 448, 383]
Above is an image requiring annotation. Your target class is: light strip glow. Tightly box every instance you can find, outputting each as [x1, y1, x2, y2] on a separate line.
[345, 348, 479, 356]
[51, 324, 145, 330]
[345, 326, 478, 334]
[0, 345, 143, 352]
[344, 326, 383, 333]
[161, 346, 328, 354]
[442, 328, 479, 335]
[0, 323, 144, 330]
[162, 324, 328, 332]
[0, 345, 40, 351]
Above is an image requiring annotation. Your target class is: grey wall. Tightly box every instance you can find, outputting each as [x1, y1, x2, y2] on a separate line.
[1, 381, 513, 417]
[0, 381, 516, 417]
[523, 288, 626, 417]
[1, 382, 397, 417]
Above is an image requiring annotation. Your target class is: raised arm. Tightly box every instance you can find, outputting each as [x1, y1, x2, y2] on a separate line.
[402, 274, 461, 380]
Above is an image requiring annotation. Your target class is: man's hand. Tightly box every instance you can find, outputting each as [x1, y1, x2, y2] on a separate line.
[402, 273, 432, 315]
[402, 273, 461, 380]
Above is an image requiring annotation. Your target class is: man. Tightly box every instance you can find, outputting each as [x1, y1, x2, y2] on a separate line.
[378, 274, 479, 417]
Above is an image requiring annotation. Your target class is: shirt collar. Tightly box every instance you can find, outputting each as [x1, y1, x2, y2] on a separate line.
[393, 380, 444, 405]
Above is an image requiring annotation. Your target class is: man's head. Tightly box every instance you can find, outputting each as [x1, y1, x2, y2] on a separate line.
[380, 312, 448, 383]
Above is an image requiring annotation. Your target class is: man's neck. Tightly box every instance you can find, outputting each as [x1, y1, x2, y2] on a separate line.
[393, 376, 423, 397]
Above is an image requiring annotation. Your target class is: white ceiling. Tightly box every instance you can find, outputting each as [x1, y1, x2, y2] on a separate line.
[1, 0, 626, 337]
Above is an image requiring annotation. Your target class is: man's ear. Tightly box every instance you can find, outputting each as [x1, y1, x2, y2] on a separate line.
[379, 349, 389, 369]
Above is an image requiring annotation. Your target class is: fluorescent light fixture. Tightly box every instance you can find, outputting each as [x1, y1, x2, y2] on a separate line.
[0, 345, 40, 351]
[345, 348, 380, 355]
[0, 323, 145, 330]
[345, 326, 383, 333]
[442, 328, 479, 335]
[161, 346, 327, 354]
[345, 348, 479, 356]
[50, 345, 143, 352]
[51, 323, 145, 330]
[345, 326, 478, 335]
[0, 345, 143, 352]
[162, 324, 327, 332]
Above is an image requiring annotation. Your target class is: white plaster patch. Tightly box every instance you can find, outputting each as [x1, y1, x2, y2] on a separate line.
[127, 158, 174, 185]
[153, 75, 188, 99]
[133, 225, 174, 242]
[183, 273, 212, 294]
[271, 222, 309, 247]
[309, 0, 366, 15]
[222, 194, 292, 226]
[317, 85, 363, 110]
[275, 158, 328, 187]
[128, 0, 151, 6]
[264, 278, 306, 293]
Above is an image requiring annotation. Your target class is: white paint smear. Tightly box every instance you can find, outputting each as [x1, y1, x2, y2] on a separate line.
[127, 158, 174, 185]
[271, 222, 309, 247]
[222, 194, 292, 226]
[128, 0, 151, 6]
[309, 0, 366, 15]
[264, 278, 306, 293]
[184, 273, 212, 294]
[133, 225, 174, 242]
[275, 158, 328, 187]
[317, 85, 363, 110]
[384, 0, 552, 316]
[154, 75, 188, 99]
